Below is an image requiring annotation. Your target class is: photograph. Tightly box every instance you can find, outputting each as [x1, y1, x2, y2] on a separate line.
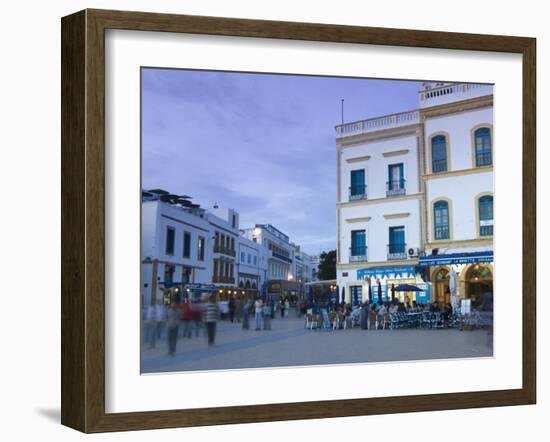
[139, 69, 494, 374]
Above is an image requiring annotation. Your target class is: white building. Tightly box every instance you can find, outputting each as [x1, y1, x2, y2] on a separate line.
[242, 224, 297, 281]
[141, 190, 213, 306]
[236, 235, 269, 297]
[207, 207, 240, 296]
[336, 82, 494, 307]
[295, 247, 315, 285]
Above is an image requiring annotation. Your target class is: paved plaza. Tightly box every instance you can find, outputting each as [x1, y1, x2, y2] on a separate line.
[141, 310, 492, 374]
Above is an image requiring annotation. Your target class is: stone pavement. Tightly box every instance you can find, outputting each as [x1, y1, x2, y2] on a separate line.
[141, 311, 492, 374]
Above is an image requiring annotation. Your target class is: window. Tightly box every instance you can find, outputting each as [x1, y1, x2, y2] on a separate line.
[387, 163, 405, 195]
[215, 231, 220, 248]
[247, 253, 251, 264]
[350, 286, 362, 306]
[254, 256, 257, 266]
[164, 264, 175, 283]
[183, 231, 191, 258]
[165, 226, 175, 255]
[231, 237, 235, 252]
[388, 226, 405, 254]
[198, 236, 205, 261]
[431, 135, 448, 172]
[474, 127, 492, 167]
[350, 169, 366, 199]
[478, 195, 494, 236]
[214, 260, 218, 277]
[433, 200, 451, 240]
[232, 214, 236, 228]
[350, 230, 366, 256]
[241, 251, 245, 262]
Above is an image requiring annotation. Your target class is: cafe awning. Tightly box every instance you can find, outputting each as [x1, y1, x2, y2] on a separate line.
[418, 251, 493, 267]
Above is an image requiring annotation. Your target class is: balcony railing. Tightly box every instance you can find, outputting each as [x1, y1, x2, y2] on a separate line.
[335, 110, 419, 138]
[387, 243, 407, 260]
[432, 159, 448, 173]
[349, 184, 367, 201]
[213, 275, 235, 284]
[349, 246, 368, 263]
[272, 251, 292, 263]
[386, 179, 406, 196]
[475, 152, 492, 167]
[214, 244, 236, 257]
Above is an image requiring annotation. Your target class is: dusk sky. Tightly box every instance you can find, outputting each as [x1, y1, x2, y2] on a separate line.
[142, 68, 422, 255]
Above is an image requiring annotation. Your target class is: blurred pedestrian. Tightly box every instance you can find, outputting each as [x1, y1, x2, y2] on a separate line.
[190, 300, 202, 337]
[263, 301, 273, 330]
[204, 295, 220, 346]
[154, 300, 167, 340]
[284, 298, 290, 318]
[144, 302, 156, 348]
[229, 297, 235, 323]
[254, 298, 263, 330]
[179, 297, 192, 338]
[235, 297, 242, 323]
[280, 297, 285, 318]
[166, 301, 180, 356]
[242, 298, 251, 330]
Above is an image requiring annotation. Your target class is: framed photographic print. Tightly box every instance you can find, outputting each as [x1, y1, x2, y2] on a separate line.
[61, 9, 536, 433]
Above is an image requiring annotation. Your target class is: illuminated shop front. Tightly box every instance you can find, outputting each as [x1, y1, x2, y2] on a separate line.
[418, 251, 493, 307]
[356, 266, 430, 305]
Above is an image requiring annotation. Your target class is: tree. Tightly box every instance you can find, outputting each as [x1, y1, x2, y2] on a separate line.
[317, 250, 336, 281]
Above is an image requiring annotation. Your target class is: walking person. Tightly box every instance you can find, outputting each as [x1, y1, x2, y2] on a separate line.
[204, 295, 220, 346]
[190, 300, 202, 337]
[154, 299, 167, 340]
[263, 301, 273, 330]
[360, 301, 370, 330]
[179, 297, 192, 338]
[234, 297, 242, 323]
[280, 297, 285, 318]
[166, 301, 180, 356]
[228, 297, 236, 323]
[144, 302, 157, 348]
[242, 298, 251, 330]
[254, 297, 263, 330]
[284, 298, 290, 318]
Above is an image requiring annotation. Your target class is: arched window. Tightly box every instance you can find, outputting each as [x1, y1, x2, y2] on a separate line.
[478, 195, 494, 237]
[431, 135, 448, 172]
[474, 127, 492, 167]
[433, 200, 450, 240]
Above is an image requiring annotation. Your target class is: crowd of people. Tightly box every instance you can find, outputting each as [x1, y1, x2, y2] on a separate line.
[306, 299, 477, 331]
[142, 295, 296, 356]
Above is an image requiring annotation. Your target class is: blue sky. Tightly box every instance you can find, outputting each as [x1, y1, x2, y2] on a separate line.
[142, 68, 421, 255]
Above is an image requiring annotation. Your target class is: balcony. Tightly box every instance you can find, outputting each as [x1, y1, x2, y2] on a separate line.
[349, 184, 367, 201]
[213, 244, 236, 257]
[271, 251, 292, 263]
[387, 243, 407, 260]
[349, 246, 368, 263]
[213, 275, 235, 284]
[386, 179, 406, 197]
[419, 83, 493, 109]
[432, 159, 448, 173]
[475, 152, 492, 167]
[335, 110, 419, 139]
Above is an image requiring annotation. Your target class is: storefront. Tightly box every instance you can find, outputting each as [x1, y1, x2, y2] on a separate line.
[267, 280, 304, 305]
[418, 251, 493, 307]
[356, 266, 430, 305]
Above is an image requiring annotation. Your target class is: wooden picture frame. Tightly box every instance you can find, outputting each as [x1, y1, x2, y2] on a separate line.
[61, 8, 536, 433]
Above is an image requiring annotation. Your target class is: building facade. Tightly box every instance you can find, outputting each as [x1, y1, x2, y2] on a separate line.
[336, 82, 494, 308]
[237, 235, 269, 298]
[141, 190, 214, 306]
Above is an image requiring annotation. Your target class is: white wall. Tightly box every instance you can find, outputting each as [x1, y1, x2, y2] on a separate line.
[339, 198, 422, 263]
[2, 1, 547, 442]
[426, 171, 494, 242]
[425, 107, 494, 171]
[339, 133, 420, 201]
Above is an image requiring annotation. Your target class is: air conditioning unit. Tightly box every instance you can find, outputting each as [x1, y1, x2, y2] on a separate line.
[408, 247, 419, 258]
